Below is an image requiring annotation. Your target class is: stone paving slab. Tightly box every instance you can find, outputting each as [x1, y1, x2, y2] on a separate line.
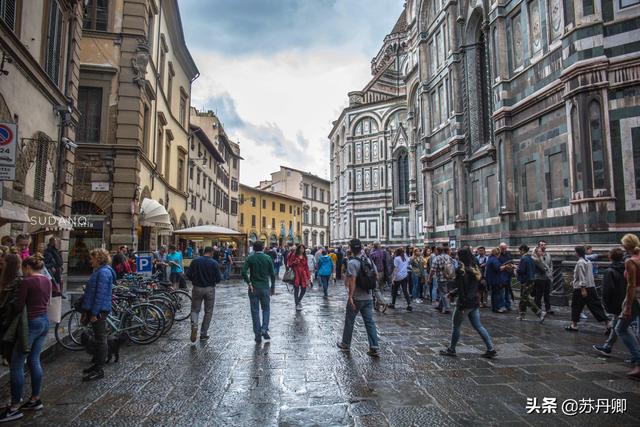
[1, 280, 639, 426]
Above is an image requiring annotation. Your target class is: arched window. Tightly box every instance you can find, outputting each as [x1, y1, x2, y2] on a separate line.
[396, 150, 409, 205]
[589, 100, 605, 189]
[571, 105, 583, 193]
[386, 110, 406, 133]
[467, 13, 492, 151]
[319, 209, 325, 226]
[354, 117, 379, 136]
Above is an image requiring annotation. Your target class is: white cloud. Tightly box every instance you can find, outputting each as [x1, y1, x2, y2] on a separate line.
[190, 48, 373, 186]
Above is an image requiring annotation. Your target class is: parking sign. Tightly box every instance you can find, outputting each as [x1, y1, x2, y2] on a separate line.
[136, 253, 153, 276]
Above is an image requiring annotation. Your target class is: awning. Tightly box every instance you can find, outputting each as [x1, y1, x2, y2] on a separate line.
[173, 225, 241, 236]
[28, 214, 74, 233]
[0, 202, 30, 225]
[139, 198, 172, 229]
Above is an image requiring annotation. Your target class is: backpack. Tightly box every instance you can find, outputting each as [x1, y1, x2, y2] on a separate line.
[355, 256, 377, 291]
[442, 255, 456, 281]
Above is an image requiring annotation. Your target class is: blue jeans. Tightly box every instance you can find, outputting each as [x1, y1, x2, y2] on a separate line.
[319, 275, 330, 295]
[341, 299, 378, 349]
[450, 307, 493, 351]
[501, 283, 512, 310]
[249, 287, 270, 336]
[223, 262, 232, 280]
[437, 280, 451, 311]
[273, 262, 281, 277]
[411, 274, 421, 299]
[431, 277, 439, 301]
[490, 283, 503, 311]
[11, 314, 49, 404]
[615, 301, 640, 364]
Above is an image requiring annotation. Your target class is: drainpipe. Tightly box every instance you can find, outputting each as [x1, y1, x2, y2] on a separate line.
[150, 0, 164, 192]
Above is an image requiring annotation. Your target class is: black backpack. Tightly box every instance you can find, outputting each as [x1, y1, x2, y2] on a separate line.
[355, 256, 377, 291]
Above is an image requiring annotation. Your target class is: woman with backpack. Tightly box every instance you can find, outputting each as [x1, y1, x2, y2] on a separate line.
[288, 244, 310, 311]
[389, 248, 412, 311]
[440, 248, 496, 359]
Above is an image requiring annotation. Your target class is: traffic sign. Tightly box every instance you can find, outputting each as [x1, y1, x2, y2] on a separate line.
[0, 123, 17, 166]
[136, 253, 153, 276]
[0, 165, 15, 181]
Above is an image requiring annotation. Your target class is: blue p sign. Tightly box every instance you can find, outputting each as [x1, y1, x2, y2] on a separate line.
[137, 255, 153, 276]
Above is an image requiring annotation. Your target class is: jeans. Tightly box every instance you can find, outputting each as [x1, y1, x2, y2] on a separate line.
[437, 280, 451, 312]
[534, 278, 551, 311]
[490, 283, 503, 311]
[392, 277, 411, 306]
[501, 283, 512, 310]
[294, 285, 306, 305]
[191, 286, 216, 334]
[223, 263, 232, 280]
[249, 287, 271, 336]
[11, 314, 49, 404]
[431, 277, 439, 302]
[449, 307, 494, 351]
[274, 262, 281, 278]
[319, 275, 330, 295]
[614, 301, 640, 364]
[518, 282, 541, 315]
[411, 274, 421, 299]
[340, 299, 378, 349]
[604, 314, 619, 349]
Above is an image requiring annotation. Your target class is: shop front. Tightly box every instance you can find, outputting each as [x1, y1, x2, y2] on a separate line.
[139, 198, 173, 251]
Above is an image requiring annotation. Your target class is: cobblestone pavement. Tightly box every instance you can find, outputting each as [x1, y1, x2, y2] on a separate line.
[2, 280, 639, 426]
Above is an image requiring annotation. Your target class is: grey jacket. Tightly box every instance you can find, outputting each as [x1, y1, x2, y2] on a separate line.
[532, 256, 549, 281]
[573, 258, 595, 289]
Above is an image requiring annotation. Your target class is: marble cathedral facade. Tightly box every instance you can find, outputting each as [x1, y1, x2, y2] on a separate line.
[329, 0, 640, 248]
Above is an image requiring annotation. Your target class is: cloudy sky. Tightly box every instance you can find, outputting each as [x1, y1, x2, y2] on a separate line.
[180, 0, 404, 186]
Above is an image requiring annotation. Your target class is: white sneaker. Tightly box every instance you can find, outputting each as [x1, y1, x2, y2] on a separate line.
[539, 311, 547, 324]
[580, 312, 588, 320]
[296, 303, 302, 311]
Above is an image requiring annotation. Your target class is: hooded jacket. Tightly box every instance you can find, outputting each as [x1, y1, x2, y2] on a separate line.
[602, 261, 626, 315]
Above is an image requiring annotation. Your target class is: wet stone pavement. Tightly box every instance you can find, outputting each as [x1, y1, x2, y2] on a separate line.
[2, 279, 640, 426]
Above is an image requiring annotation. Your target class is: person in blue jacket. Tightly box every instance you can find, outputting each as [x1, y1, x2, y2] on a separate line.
[81, 248, 116, 381]
[317, 250, 334, 298]
[485, 248, 503, 312]
[516, 244, 545, 322]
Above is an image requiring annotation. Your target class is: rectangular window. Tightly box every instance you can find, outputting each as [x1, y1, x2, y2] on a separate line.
[240, 213, 244, 226]
[304, 184, 309, 198]
[438, 85, 446, 124]
[167, 64, 174, 105]
[472, 180, 480, 215]
[272, 201, 275, 210]
[621, 0, 640, 7]
[272, 218, 275, 228]
[251, 197, 256, 207]
[179, 94, 187, 127]
[289, 205, 292, 214]
[83, 0, 108, 31]
[164, 140, 171, 178]
[320, 189, 325, 202]
[231, 199, 238, 215]
[156, 128, 163, 173]
[435, 192, 444, 226]
[525, 161, 538, 206]
[447, 190, 455, 224]
[142, 104, 150, 154]
[232, 158, 238, 169]
[251, 215, 256, 227]
[262, 216, 266, 228]
[487, 174, 498, 214]
[262, 199, 266, 209]
[312, 187, 317, 200]
[435, 32, 441, 69]
[1, 0, 17, 31]
[548, 152, 564, 200]
[44, 0, 63, 85]
[77, 86, 102, 143]
[280, 203, 285, 212]
[583, 0, 594, 15]
[177, 157, 184, 191]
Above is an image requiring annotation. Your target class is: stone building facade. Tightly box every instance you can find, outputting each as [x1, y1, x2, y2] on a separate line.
[0, 0, 83, 269]
[259, 166, 330, 247]
[330, 0, 640, 248]
[239, 184, 302, 248]
[70, 0, 198, 276]
[188, 107, 241, 231]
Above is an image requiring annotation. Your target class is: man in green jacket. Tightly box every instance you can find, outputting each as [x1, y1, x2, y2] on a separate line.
[242, 240, 276, 343]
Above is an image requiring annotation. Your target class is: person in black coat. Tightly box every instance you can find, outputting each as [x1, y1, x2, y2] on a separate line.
[43, 237, 63, 288]
[593, 247, 627, 356]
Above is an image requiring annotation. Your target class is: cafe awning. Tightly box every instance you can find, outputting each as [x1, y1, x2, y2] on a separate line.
[173, 225, 241, 236]
[0, 202, 30, 225]
[139, 198, 172, 229]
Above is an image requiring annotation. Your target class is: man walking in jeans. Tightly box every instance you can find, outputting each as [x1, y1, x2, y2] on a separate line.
[242, 241, 276, 343]
[186, 247, 222, 342]
[337, 239, 380, 357]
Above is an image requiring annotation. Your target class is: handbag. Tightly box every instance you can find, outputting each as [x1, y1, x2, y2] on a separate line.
[283, 267, 296, 284]
[47, 278, 62, 324]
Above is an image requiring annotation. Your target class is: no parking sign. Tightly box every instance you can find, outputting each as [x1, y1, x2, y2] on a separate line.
[0, 123, 17, 165]
[136, 252, 154, 276]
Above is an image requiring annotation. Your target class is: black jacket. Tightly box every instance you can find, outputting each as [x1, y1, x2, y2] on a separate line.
[602, 261, 626, 315]
[186, 256, 222, 287]
[455, 266, 482, 310]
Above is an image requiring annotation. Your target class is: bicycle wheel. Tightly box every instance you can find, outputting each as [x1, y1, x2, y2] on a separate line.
[123, 303, 165, 345]
[170, 290, 192, 321]
[55, 310, 88, 351]
[149, 297, 176, 335]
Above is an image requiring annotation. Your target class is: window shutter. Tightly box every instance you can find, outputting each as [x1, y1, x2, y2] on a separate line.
[1, 0, 16, 31]
[45, 1, 63, 85]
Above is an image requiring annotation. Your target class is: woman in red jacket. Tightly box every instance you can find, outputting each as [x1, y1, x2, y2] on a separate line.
[288, 244, 310, 311]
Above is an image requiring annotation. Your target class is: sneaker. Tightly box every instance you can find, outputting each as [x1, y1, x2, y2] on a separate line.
[482, 349, 497, 359]
[517, 313, 525, 321]
[0, 407, 23, 423]
[580, 312, 588, 320]
[367, 348, 380, 358]
[592, 344, 612, 357]
[262, 332, 271, 341]
[82, 364, 98, 374]
[82, 368, 104, 382]
[255, 334, 262, 344]
[538, 311, 547, 324]
[19, 400, 43, 411]
[199, 335, 210, 341]
[336, 341, 350, 352]
[295, 303, 303, 311]
[497, 308, 506, 313]
[190, 325, 198, 342]
[439, 348, 457, 357]
[406, 305, 413, 312]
